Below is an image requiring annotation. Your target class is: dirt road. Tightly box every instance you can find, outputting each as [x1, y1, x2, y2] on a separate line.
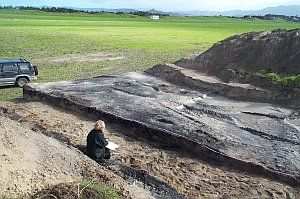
[0, 101, 299, 199]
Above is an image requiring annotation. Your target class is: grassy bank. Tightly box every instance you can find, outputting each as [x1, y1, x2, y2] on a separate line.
[0, 9, 299, 100]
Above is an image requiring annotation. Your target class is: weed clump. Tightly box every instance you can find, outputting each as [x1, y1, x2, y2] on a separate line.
[263, 72, 300, 88]
[32, 180, 120, 199]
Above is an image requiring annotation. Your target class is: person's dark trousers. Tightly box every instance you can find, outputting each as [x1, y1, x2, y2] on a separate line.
[94, 147, 111, 163]
[104, 147, 111, 159]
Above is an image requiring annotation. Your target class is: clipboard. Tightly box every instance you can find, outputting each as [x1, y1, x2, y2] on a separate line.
[106, 141, 119, 151]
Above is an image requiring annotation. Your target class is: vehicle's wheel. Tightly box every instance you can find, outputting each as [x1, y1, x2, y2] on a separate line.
[16, 77, 29, 88]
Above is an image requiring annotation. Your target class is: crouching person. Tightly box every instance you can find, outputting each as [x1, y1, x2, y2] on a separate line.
[87, 120, 111, 163]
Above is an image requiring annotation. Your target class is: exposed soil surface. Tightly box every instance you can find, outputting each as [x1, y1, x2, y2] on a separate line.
[23, 73, 300, 185]
[1, 101, 299, 199]
[0, 115, 133, 199]
[146, 64, 274, 103]
[33, 52, 124, 64]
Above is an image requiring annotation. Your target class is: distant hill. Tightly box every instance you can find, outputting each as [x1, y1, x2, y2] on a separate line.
[82, 8, 139, 13]
[258, 5, 300, 16]
[83, 5, 300, 17]
[82, 8, 174, 15]
[179, 5, 300, 16]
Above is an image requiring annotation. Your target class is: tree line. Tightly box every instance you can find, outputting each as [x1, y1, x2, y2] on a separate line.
[0, 6, 87, 13]
[128, 11, 169, 17]
[0, 6, 169, 16]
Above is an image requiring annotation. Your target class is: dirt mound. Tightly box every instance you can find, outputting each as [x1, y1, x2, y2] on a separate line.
[0, 114, 145, 199]
[175, 29, 300, 80]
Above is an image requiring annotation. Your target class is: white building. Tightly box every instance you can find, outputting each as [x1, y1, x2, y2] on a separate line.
[150, 15, 160, 20]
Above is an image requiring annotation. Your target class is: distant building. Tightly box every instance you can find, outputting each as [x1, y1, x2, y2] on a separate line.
[150, 15, 160, 20]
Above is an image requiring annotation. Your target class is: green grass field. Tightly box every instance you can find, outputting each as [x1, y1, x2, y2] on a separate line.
[0, 9, 300, 101]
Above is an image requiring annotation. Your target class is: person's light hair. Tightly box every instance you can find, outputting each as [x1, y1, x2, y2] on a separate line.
[95, 120, 105, 131]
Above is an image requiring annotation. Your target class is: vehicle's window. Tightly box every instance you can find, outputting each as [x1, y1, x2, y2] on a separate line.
[19, 63, 31, 73]
[3, 64, 18, 72]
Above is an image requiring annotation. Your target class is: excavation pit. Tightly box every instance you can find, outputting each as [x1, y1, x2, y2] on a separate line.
[24, 72, 300, 186]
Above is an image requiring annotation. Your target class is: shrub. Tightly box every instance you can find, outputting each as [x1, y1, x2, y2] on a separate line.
[32, 180, 120, 199]
[79, 180, 120, 199]
[264, 72, 300, 88]
[265, 72, 281, 82]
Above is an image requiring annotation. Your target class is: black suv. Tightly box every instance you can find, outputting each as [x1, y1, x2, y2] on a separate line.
[0, 59, 38, 87]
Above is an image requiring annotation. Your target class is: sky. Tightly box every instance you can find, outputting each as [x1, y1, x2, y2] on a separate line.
[2, 0, 300, 11]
